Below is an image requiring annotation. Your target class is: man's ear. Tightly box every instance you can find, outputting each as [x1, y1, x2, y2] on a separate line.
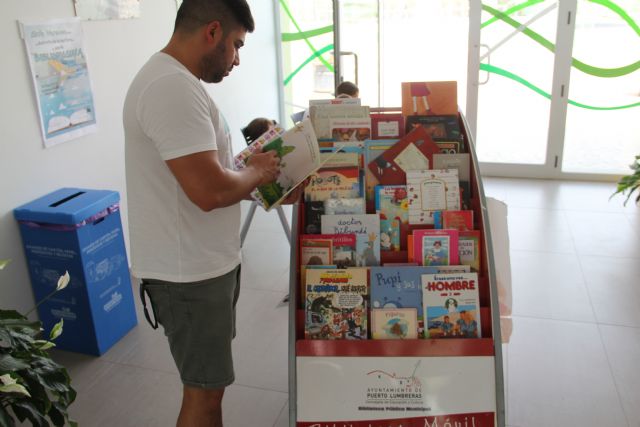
[206, 21, 222, 43]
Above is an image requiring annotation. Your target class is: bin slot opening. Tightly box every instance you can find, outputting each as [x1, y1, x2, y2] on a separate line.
[49, 191, 85, 207]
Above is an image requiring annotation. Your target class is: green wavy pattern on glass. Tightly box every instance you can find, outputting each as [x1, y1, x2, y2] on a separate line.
[481, 63, 640, 110]
[279, 0, 333, 84]
[284, 44, 334, 86]
[482, 0, 639, 36]
[481, 0, 544, 28]
[482, 3, 640, 77]
[282, 25, 333, 42]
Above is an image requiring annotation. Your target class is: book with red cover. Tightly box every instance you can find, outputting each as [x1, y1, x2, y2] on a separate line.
[366, 126, 441, 186]
[434, 210, 474, 231]
[370, 113, 405, 140]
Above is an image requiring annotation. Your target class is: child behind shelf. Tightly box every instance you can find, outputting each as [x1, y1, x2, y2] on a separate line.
[241, 117, 277, 145]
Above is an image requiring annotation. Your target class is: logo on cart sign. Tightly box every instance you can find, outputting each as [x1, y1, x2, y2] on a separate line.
[103, 292, 122, 312]
[363, 360, 424, 407]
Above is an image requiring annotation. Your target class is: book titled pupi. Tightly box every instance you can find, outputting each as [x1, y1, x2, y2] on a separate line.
[422, 272, 481, 339]
[235, 119, 321, 211]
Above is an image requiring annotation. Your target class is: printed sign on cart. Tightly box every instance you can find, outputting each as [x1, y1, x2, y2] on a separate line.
[296, 356, 496, 426]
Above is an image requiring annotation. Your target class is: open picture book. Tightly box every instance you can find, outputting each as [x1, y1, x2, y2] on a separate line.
[234, 118, 322, 211]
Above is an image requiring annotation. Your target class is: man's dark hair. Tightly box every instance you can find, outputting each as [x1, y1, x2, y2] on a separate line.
[175, 0, 255, 34]
[336, 81, 359, 97]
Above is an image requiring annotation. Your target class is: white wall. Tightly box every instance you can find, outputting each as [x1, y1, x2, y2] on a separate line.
[0, 0, 281, 312]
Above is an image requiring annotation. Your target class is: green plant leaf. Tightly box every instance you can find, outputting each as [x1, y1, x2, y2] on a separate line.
[49, 319, 63, 341]
[49, 402, 68, 427]
[0, 404, 16, 427]
[55, 271, 70, 291]
[0, 259, 9, 270]
[0, 382, 31, 397]
[35, 340, 55, 351]
[0, 328, 13, 348]
[0, 310, 27, 321]
[0, 354, 30, 371]
[11, 400, 48, 427]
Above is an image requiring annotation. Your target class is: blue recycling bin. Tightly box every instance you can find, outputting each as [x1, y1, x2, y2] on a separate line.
[14, 188, 137, 356]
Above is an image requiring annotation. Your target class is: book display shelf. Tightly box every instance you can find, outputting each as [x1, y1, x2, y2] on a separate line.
[287, 111, 506, 427]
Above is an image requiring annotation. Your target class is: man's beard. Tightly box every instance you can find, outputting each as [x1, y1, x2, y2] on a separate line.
[201, 42, 228, 83]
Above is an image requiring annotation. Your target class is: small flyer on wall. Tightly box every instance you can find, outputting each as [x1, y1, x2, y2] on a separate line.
[74, 0, 141, 20]
[20, 18, 98, 148]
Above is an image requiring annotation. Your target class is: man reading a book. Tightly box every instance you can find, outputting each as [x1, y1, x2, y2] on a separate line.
[123, 1, 283, 426]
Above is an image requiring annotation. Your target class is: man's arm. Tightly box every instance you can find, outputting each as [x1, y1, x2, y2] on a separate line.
[166, 149, 279, 211]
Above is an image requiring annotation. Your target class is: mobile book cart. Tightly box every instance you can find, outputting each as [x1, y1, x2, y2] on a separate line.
[287, 112, 506, 427]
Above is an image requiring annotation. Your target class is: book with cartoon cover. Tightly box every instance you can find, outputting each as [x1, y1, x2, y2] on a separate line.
[234, 119, 321, 211]
[422, 272, 481, 339]
[371, 308, 418, 339]
[304, 268, 368, 340]
[321, 214, 380, 267]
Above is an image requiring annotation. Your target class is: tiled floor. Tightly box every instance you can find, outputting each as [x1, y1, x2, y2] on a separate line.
[49, 178, 640, 427]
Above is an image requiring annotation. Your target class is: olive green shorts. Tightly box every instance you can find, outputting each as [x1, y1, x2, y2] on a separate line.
[140, 265, 241, 389]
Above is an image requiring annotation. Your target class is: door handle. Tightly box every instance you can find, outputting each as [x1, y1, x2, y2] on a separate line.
[338, 51, 359, 86]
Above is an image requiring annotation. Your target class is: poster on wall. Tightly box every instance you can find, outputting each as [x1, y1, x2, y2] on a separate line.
[20, 17, 98, 148]
[74, 0, 141, 20]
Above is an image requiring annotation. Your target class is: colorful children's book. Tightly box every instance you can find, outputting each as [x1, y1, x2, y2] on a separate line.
[309, 104, 370, 140]
[401, 81, 458, 117]
[235, 119, 321, 211]
[324, 198, 366, 215]
[433, 153, 471, 182]
[304, 166, 360, 202]
[319, 151, 360, 169]
[299, 265, 337, 308]
[329, 118, 372, 142]
[374, 185, 409, 224]
[309, 98, 361, 107]
[422, 272, 481, 339]
[367, 126, 441, 186]
[299, 237, 333, 266]
[304, 201, 325, 234]
[380, 219, 400, 252]
[404, 115, 462, 141]
[459, 230, 482, 272]
[321, 214, 381, 267]
[304, 268, 368, 340]
[302, 233, 357, 269]
[369, 266, 429, 315]
[435, 141, 461, 154]
[370, 113, 405, 140]
[371, 308, 418, 339]
[407, 169, 460, 225]
[363, 140, 397, 207]
[412, 229, 459, 267]
[433, 210, 474, 231]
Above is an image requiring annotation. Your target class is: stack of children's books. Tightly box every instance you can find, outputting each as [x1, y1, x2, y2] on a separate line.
[295, 81, 486, 341]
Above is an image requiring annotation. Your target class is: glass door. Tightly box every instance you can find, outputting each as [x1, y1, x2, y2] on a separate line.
[474, 0, 563, 177]
[277, 0, 472, 117]
[277, 0, 337, 125]
[562, 0, 640, 176]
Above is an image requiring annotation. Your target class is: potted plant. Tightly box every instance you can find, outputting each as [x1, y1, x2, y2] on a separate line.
[611, 155, 640, 206]
[0, 260, 77, 427]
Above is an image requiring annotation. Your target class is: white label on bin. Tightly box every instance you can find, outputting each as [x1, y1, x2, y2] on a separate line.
[51, 307, 77, 320]
[103, 292, 122, 312]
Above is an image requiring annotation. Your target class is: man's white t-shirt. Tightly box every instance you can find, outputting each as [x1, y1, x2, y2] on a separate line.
[123, 52, 240, 282]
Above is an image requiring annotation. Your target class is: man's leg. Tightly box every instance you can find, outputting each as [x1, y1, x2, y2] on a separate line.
[177, 386, 225, 427]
